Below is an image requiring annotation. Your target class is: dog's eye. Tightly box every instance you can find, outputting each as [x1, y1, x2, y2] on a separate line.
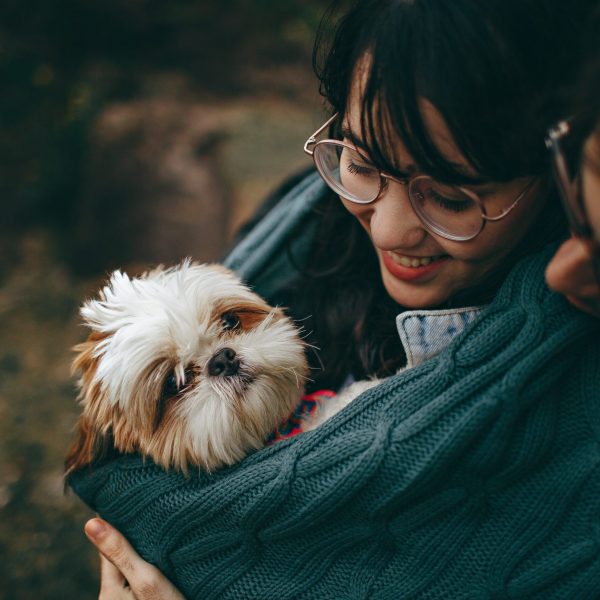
[161, 368, 193, 400]
[221, 312, 240, 331]
[162, 373, 180, 399]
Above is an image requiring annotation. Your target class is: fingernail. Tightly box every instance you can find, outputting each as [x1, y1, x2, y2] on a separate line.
[85, 518, 107, 541]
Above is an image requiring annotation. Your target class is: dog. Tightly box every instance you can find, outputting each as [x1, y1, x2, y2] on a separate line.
[65, 261, 309, 475]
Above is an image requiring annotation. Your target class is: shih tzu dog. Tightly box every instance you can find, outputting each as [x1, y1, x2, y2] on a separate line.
[65, 261, 309, 475]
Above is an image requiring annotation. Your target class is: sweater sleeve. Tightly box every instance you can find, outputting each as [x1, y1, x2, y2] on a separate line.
[69, 246, 600, 599]
[222, 170, 325, 301]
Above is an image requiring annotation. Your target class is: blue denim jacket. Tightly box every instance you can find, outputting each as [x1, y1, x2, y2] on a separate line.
[397, 307, 482, 368]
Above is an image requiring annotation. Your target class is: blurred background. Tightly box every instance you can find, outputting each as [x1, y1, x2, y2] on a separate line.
[0, 1, 329, 597]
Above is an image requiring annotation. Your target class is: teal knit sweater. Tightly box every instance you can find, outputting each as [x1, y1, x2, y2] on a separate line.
[70, 175, 600, 599]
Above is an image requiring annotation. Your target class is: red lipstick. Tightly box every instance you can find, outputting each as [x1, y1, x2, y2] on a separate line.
[381, 252, 450, 282]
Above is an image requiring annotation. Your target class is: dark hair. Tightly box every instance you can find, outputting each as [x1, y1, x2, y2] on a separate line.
[575, 4, 600, 145]
[316, 0, 593, 183]
[289, 0, 593, 391]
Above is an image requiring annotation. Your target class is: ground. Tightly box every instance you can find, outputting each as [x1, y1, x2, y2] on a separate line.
[0, 94, 318, 599]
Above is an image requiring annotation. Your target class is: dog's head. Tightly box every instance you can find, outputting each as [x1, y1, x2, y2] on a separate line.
[65, 262, 307, 474]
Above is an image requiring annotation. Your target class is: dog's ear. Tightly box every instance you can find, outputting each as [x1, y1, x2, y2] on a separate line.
[64, 415, 116, 480]
[66, 329, 116, 481]
[71, 330, 107, 379]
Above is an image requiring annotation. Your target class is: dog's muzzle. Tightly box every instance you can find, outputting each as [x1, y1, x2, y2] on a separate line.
[207, 348, 240, 377]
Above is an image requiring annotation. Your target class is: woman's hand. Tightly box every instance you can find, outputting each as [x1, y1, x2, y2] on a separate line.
[546, 237, 600, 317]
[84, 518, 185, 600]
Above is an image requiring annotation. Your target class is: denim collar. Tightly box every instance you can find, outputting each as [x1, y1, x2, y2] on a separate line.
[396, 306, 483, 369]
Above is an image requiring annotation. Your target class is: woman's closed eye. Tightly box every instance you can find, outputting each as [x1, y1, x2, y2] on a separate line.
[346, 160, 379, 177]
[340, 144, 379, 178]
[429, 190, 473, 213]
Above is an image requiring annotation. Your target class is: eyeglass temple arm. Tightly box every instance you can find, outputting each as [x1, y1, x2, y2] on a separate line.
[545, 120, 576, 205]
[481, 179, 537, 222]
[545, 120, 571, 148]
[303, 113, 339, 156]
[545, 119, 592, 237]
[484, 119, 571, 223]
[544, 120, 574, 197]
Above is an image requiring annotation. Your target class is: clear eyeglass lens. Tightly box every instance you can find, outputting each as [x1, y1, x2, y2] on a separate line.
[313, 143, 484, 238]
[314, 142, 380, 202]
[409, 177, 483, 238]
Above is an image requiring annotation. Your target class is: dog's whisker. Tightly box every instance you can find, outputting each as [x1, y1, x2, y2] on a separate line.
[258, 309, 278, 329]
[67, 261, 313, 477]
[299, 333, 319, 350]
[293, 314, 313, 324]
[279, 365, 303, 388]
[307, 345, 324, 371]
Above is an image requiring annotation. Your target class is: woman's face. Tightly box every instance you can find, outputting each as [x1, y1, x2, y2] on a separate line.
[341, 97, 546, 308]
[582, 132, 600, 242]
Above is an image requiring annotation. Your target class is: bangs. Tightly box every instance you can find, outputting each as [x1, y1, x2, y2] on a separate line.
[358, 2, 498, 185]
[316, 0, 583, 186]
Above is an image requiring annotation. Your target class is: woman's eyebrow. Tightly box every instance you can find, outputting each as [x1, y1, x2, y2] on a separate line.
[340, 124, 418, 174]
[340, 125, 369, 151]
[448, 164, 488, 186]
[341, 124, 489, 185]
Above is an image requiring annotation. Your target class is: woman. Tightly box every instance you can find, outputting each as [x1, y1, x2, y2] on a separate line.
[74, 0, 600, 597]
[545, 7, 600, 316]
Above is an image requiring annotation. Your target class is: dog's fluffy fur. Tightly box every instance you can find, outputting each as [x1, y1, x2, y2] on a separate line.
[65, 262, 308, 474]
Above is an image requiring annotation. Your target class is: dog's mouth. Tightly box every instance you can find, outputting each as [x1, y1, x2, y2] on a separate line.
[208, 367, 255, 400]
[235, 370, 256, 389]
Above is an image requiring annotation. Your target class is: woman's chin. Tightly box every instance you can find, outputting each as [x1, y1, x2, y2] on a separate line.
[380, 267, 455, 309]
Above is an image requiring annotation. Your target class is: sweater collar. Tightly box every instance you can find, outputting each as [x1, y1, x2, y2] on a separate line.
[396, 306, 483, 369]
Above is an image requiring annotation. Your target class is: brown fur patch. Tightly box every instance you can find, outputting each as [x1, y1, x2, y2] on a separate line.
[65, 264, 307, 477]
[213, 298, 279, 332]
[66, 332, 191, 478]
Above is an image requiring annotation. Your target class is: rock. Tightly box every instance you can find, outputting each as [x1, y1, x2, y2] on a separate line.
[72, 98, 231, 275]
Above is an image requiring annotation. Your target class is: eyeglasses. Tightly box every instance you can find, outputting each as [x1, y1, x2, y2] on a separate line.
[545, 120, 600, 283]
[545, 120, 593, 236]
[304, 113, 535, 242]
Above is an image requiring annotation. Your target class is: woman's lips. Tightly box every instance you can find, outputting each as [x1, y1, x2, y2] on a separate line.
[381, 251, 450, 281]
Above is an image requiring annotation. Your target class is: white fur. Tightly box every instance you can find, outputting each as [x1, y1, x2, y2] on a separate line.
[74, 261, 309, 471]
[303, 379, 382, 431]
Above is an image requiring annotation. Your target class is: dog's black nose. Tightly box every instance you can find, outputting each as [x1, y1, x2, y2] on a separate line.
[207, 348, 239, 377]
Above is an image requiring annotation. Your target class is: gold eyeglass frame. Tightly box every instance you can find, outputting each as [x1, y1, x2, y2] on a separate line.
[305, 113, 535, 242]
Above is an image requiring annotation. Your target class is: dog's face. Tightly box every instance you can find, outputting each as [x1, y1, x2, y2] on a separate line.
[66, 262, 307, 474]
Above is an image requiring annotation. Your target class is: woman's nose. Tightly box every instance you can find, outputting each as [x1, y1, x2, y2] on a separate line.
[366, 180, 427, 250]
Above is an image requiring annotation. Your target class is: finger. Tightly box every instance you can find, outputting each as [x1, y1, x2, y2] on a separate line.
[546, 238, 599, 297]
[85, 518, 143, 585]
[566, 293, 600, 318]
[85, 518, 184, 600]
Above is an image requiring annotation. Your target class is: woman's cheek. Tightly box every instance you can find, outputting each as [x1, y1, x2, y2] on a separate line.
[582, 166, 600, 242]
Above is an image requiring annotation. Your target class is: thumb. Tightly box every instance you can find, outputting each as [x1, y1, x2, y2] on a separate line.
[85, 518, 143, 585]
[84, 518, 184, 600]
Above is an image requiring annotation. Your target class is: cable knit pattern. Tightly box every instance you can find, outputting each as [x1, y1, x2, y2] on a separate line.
[69, 168, 600, 600]
[69, 243, 600, 599]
